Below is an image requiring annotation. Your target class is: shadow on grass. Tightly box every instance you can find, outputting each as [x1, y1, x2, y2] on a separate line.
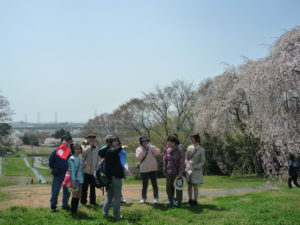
[103, 210, 143, 224]
[148, 202, 225, 214]
[81, 204, 102, 211]
[70, 211, 95, 220]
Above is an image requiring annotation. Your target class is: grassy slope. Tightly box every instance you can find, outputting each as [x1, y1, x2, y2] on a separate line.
[0, 157, 36, 187]
[0, 185, 299, 225]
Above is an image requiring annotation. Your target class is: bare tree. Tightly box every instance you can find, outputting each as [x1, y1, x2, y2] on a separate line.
[113, 98, 153, 138]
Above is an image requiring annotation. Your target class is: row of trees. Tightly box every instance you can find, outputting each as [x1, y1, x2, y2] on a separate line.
[0, 91, 12, 155]
[83, 28, 300, 176]
[82, 80, 198, 148]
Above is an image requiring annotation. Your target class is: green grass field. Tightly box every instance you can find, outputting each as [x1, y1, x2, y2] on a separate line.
[16, 145, 53, 155]
[3, 157, 33, 177]
[0, 185, 298, 225]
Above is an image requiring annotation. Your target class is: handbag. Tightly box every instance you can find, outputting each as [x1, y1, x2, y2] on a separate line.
[62, 159, 80, 188]
[136, 150, 149, 169]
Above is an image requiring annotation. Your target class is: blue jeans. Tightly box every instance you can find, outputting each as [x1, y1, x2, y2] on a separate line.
[103, 176, 122, 218]
[50, 172, 70, 209]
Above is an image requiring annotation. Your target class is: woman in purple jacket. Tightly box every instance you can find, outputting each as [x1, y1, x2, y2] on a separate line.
[163, 134, 185, 207]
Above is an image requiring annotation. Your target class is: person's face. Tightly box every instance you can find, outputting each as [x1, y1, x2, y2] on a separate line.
[141, 141, 149, 148]
[111, 140, 119, 147]
[191, 137, 196, 144]
[75, 146, 82, 155]
[87, 137, 96, 145]
[167, 141, 175, 148]
[66, 139, 73, 144]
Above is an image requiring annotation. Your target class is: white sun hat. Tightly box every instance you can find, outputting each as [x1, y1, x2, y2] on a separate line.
[174, 176, 186, 191]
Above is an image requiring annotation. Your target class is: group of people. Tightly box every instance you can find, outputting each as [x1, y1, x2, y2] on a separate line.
[48, 133, 206, 220]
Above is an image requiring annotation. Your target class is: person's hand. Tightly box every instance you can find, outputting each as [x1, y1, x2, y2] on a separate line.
[122, 145, 129, 150]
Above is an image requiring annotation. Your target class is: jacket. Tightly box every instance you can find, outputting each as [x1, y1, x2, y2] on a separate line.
[288, 160, 299, 177]
[49, 147, 70, 172]
[98, 145, 125, 179]
[136, 145, 160, 173]
[163, 145, 185, 175]
[81, 145, 101, 175]
[185, 145, 205, 184]
[68, 155, 84, 183]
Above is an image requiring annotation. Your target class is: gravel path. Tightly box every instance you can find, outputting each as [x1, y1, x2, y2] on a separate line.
[0, 157, 2, 176]
[120, 185, 279, 203]
[23, 157, 47, 184]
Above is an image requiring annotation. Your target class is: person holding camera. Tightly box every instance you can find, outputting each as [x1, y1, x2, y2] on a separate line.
[49, 135, 73, 212]
[99, 135, 128, 220]
[80, 133, 101, 206]
[135, 136, 160, 204]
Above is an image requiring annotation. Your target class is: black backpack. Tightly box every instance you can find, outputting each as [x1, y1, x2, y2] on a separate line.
[94, 158, 110, 193]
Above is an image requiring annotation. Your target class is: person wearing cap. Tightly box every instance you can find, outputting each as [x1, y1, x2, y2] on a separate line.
[185, 133, 205, 206]
[135, 136, 160, 204]
[80, 133, 101, 206]
[49, 135, 73, 212]
[99, 135, 128, 220]
[163, 134, 185, 208]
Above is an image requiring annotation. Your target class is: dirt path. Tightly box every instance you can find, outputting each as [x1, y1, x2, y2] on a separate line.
[0, 184, 278, 210]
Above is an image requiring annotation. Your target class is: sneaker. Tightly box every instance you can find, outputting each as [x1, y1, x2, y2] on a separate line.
[165, 201, 173, 207]
[174, 202, 181, 208]
[50, 208, 57, 213]
[62, 206, 71, 210]
[139, 199, 146, 203]
[188, 199, 193, 207]
[116, 215, 123, 220]
[121, 198, 127, 204]
[153, 198, 159, 204]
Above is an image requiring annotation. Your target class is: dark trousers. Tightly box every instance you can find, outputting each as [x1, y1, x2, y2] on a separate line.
[141, 171, 159, 199]
[81, 173, 96, 204]
[50, 172, 70, 209]
[288, 176, 300, 188]
[166, 174, 182, 203]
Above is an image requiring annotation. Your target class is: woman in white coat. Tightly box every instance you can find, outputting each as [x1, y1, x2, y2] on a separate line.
[185, 133, 205, 206]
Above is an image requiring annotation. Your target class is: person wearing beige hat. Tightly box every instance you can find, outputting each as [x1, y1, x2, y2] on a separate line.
[80, 133, 101, 206]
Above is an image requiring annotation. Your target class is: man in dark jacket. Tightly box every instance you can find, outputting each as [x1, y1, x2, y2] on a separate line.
[49, 135, 72, 212]
[98, 135, 127, 220]
[288, 154, 300, 188]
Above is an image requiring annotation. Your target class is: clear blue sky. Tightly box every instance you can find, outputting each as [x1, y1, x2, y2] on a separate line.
[1, 0, 299, 123]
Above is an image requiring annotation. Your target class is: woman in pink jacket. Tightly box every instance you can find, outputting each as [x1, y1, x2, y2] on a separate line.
[135, 136, 160, 204]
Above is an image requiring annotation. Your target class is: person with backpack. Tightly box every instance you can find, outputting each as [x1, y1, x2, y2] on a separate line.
[98, 135, 128, 220]
[80, 133, 101, 206]
[68, 143, 84, 214]
[135, 136, 160, 204]
[49, 135, 72, 212]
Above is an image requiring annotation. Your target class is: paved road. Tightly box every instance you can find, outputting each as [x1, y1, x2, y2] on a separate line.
[23, 157, 47, 184]
[33, 157, 49, 169]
